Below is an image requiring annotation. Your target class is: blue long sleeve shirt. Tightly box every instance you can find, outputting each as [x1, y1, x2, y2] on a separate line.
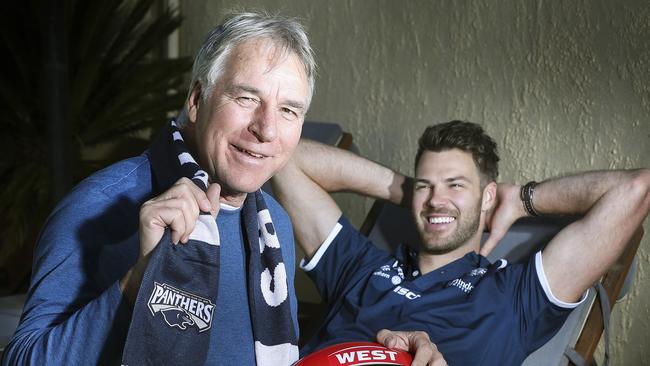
[1, 152, 298, 365]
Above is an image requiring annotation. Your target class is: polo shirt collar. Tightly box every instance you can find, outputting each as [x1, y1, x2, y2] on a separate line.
[395, 244, 491, 283]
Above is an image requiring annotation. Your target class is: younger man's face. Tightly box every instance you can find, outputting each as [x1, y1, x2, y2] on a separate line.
[411, 149, 485, 255]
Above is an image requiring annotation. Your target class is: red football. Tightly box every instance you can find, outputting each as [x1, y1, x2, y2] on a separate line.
[294, 342, 413, 366]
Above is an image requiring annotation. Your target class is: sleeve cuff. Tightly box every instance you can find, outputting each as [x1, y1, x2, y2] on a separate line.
[535, 251, 588, 309]
[300, 222, 343, 272]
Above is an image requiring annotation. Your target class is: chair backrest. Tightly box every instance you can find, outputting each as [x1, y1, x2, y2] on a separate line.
[359, 200, 642, 366]
[299, 121, 355, 151]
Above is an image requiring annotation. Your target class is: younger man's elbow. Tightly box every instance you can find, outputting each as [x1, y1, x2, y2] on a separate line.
[626, 168, 650, 214]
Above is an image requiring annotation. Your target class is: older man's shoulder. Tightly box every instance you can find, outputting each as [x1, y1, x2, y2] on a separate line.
[260, 189, 291, 224]
[67, 153, 152, 205]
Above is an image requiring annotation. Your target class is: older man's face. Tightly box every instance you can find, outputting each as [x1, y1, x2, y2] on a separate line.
[187, 38, 309, 205]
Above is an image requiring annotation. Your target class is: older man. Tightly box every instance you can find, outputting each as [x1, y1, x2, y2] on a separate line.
[2, 13, 442, 366]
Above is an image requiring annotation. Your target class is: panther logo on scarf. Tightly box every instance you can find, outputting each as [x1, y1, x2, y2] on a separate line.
[148, 282, 215, 332]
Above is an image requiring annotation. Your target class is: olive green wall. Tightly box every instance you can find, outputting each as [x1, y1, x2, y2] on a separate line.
[178, 1, 650, 363]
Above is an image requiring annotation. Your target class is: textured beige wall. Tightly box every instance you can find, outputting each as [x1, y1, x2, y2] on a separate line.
[180, 1, 650, 364]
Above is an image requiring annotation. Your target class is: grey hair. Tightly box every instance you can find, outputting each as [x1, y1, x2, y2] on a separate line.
[177, 12, 316, 125]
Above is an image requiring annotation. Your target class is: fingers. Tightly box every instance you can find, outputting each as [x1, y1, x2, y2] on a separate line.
[206, 183, 221, 216]
[479, 228, 505, 256]
[376, 329, 447, 366]
[139, 202, 189, 245]
[480, 183, 524, 257]
[424, 352, 448, 366]
[407, 332, 447, 366]
[139, 178, 220, 258]
[166, 178, 204, 243]
[167, 177, 212, 214]
[376, 329, 399, 349]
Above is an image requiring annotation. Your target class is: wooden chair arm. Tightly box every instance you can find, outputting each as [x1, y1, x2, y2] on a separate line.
[570, 226, 644, 364]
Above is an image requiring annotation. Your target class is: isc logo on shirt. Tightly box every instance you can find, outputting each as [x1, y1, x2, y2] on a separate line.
[147, 282, 215, 332]
[393, 285, 421, 300]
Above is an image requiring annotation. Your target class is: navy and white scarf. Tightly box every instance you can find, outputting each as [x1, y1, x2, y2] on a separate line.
[122, 120, 298, 365]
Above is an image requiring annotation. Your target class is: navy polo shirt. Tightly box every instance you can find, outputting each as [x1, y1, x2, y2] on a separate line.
[300, 217, 585, 365]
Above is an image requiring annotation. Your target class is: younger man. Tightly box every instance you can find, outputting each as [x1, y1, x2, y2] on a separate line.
[272, 120, 650, 365]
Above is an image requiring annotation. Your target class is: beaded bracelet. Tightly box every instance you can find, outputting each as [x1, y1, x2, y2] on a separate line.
[520, 181, 539, 217]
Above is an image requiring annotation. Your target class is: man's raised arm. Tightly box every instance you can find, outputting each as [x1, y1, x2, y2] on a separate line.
[271, 139, 407, 259]
[485, 169, 650, 303]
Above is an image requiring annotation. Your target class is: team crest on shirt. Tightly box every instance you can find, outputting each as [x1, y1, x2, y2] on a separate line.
[373, 260, 406, 285]
[148, 282, 215, 332]
[469, 268, 487, 277]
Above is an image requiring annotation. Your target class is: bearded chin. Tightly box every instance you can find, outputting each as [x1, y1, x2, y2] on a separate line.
[419, 210, 481, 255]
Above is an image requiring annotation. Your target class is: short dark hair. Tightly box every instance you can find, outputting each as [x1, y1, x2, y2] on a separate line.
[415, 120, 499, 184]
